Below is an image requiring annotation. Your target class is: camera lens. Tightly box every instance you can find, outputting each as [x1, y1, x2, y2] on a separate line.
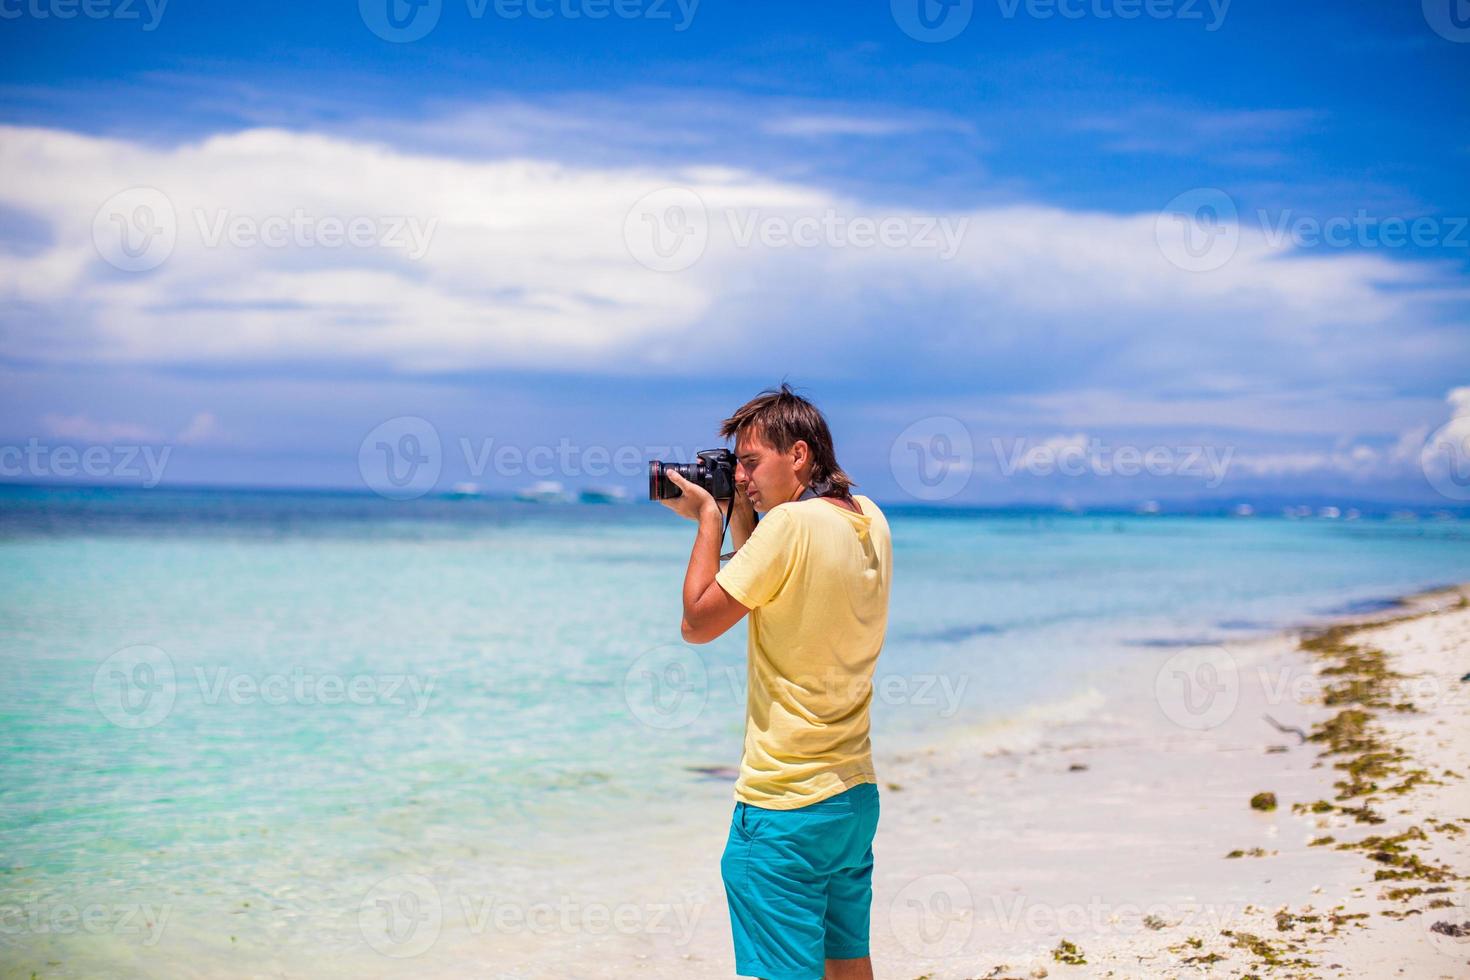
[648, 460, 663, 500]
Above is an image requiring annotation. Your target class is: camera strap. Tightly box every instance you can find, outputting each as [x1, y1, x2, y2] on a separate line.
[718, 502, 737, 562]
[718, 481, 829, 561]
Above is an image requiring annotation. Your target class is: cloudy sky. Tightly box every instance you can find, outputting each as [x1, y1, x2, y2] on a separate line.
[1, 1, 1467, 507]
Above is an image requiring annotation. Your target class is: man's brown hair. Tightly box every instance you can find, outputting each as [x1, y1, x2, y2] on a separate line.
[719, 383, 857, 499]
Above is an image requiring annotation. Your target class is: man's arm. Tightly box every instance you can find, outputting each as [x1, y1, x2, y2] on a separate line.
[678, 504, 750, 644]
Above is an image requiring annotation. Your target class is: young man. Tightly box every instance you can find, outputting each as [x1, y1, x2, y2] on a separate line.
[658, 384, 893, 980]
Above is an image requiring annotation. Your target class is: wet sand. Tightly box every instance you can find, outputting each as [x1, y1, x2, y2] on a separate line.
[559, 585, 1470, 979]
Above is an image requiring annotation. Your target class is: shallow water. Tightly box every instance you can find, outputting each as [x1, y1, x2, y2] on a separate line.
[2, 486, 1467, 972]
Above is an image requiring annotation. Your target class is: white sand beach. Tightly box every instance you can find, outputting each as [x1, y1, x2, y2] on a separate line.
[854, 587, 1470, 979]
[472, 585, 1470, 980]
[52, 584, 1466, 980]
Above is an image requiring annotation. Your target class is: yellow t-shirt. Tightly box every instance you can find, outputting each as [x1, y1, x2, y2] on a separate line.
[714, 493, 892, 809]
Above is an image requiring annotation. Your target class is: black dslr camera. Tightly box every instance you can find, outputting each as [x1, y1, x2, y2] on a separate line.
[648, 448, 736, 501]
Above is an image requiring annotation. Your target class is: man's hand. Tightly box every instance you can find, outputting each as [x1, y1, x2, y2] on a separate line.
[657, 470, 720, 522]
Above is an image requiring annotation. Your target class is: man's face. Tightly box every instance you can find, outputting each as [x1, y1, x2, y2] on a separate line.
[734, 428, 807, 513]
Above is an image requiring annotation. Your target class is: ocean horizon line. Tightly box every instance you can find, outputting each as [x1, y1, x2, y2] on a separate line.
[1, 478, 1465, 520]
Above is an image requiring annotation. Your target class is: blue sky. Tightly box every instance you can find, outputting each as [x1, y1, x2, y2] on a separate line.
[1, 0, 1467, 507]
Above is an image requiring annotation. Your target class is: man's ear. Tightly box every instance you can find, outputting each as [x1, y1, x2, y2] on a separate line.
[790, 439, 810, 469]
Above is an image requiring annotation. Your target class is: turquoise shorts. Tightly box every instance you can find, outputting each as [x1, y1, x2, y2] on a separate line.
[720, 782, 880, 980]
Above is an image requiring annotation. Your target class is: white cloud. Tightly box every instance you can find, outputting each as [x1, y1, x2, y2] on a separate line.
[176, 411, 222, 445]
[1075, 107, 1322, 162]
[1387, 424, 1431, 465]
[40, 413, 163, 443]
[0, 121, 1461, 399]
[34, 409, 225, 446]
[759, 113, 966, 138]
[1225, 390, 1466, 483]
[1448, 386, 1470, 418]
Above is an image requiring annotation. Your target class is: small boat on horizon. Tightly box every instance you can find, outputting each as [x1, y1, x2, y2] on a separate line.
[515, 481, 571, 504]
[579, 485, 631, 504]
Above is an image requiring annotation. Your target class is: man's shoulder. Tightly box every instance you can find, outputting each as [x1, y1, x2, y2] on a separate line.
[786, 494, 879, 512]
[785, 495, 888, 530]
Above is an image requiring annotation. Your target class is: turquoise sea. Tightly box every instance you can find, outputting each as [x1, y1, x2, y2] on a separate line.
[2, 485, 1469, 974]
